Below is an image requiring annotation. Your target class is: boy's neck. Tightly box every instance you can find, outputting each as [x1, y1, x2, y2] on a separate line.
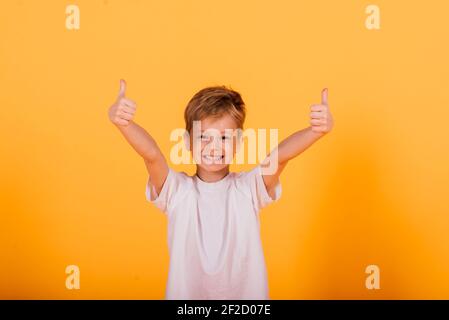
[195, 166, 230, 183]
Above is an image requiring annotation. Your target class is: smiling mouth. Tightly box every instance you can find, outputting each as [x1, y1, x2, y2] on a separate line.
[202, 154, 225, 162]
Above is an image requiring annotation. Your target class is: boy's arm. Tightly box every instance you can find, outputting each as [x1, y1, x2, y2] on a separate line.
[261, 88, 333, 198]
[108, 80, 168, 195]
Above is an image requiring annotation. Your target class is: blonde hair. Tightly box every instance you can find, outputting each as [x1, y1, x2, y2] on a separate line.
[184, 86, 246, 133]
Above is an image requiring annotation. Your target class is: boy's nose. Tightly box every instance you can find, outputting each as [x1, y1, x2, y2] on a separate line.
[209, 138, 223, 149]
[209, 149, 224, 156]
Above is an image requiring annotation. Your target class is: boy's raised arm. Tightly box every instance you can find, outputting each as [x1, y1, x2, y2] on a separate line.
[261, 88, 334, 198]
[108, 79, 168, 195]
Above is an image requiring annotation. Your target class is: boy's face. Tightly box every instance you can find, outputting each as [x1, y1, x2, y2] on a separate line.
[188, 113, 241, 173]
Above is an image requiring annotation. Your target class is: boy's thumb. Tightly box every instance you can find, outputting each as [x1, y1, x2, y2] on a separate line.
[118, 79, 127, 98]
[321, 88, 328, 105]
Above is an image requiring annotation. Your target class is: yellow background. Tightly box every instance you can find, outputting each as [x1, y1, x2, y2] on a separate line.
[1, 0, 448, 299]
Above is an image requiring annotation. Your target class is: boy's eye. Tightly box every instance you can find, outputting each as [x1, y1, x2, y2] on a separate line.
[198, 134, 231, 141]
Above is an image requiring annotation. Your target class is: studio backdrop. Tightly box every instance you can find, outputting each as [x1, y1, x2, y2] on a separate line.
[1, 0, 448, 299]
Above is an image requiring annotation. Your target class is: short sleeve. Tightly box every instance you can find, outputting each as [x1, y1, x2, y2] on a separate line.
[145, 168, 188, 216]
[238, 165, 282, 212]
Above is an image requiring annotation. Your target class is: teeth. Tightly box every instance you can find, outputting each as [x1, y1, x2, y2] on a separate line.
[203, 155, 224, 161]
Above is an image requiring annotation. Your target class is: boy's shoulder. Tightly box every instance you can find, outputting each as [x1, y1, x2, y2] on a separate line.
[168, 167, 194, 185]
[232, 166, 262, 198]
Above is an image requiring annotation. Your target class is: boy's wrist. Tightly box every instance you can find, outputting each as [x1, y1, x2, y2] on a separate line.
[115, 120, 134, 131]
[307, 126, 326, 138]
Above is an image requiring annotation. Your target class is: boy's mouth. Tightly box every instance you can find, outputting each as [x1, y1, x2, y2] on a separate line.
[202, 154, 225, 163]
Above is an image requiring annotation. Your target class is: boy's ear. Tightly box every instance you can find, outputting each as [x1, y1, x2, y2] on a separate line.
[183, 130, 191, 151]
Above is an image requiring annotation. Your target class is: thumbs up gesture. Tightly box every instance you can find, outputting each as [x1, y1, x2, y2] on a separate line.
[309, 88, 333, 134]
[108, 79, 137, 126]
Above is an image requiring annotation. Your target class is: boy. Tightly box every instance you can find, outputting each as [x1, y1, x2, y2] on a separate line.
[108, 80, 333, 299]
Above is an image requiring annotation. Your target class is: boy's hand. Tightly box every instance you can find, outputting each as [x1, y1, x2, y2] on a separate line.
[309, 88, 333, 134]
[108, 79, 137, 126]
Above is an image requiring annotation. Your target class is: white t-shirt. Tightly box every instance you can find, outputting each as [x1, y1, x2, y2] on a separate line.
[145, 165, 282, 299]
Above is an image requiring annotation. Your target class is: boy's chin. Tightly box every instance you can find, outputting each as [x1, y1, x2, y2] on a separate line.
[197, 162, 229, 172]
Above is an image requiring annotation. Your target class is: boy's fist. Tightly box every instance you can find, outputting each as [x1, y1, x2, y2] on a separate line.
[309, 88, 333, 134]
[108, 79, 137, 126]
